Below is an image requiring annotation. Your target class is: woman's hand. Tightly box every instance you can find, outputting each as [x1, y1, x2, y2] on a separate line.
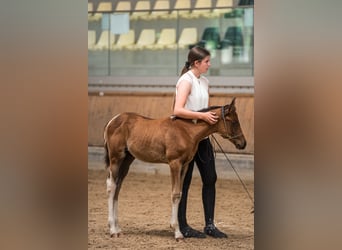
[200, 111, 219, 125]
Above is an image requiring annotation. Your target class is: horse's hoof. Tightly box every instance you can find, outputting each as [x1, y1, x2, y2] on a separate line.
[176, 237, 184, 242]
[110, 232, 122, 238]
[175, 232, 184, 241]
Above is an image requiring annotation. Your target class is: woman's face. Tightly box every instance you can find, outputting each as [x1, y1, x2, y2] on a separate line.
[196, 55, 211, 74]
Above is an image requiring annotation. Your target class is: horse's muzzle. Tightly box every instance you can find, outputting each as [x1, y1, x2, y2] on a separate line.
[235, 140, 247, 150]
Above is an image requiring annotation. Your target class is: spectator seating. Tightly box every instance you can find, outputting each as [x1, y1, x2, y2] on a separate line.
[126, 29, 156, 50]
[190, 27, 221, 50]
[221, 26, 244, 56]
[88, 30, 96, 50]
[190, 0, 212, 18]
[176, 27, 198, 49]
[88, 3, 94, 18]
[168, 0, 191, 19]
[90, 2, 112, 21]
[115, 1, 131, 13]
[130, 1, 151, 20]
[111, 29, 135, 50]
[212, 0, 233, 17]
[89, 0, 237, 20]
[146, 28, 176, 49]
[147, 0, 170, 20]
[93, 30, 116, 50]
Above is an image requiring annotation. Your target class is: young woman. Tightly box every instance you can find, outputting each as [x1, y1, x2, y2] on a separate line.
[173, 46, 227, 238]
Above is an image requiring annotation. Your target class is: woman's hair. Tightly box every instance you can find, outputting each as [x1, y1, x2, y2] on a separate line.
[180, 46, 211, 76]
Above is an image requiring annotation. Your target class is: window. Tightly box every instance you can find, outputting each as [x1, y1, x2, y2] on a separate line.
[88, 1, 254, 78]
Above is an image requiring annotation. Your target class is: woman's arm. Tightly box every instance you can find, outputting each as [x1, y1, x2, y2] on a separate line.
[173, 80, 218, 124]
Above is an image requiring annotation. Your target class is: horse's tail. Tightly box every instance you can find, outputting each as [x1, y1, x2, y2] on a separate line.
[104, 123, 110, 169]
[103, 114, 121, 169]
[104, 141, 110, 169]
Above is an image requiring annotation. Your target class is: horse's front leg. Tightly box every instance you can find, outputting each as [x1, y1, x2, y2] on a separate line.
[107, 166, 121, 237]
[169, 160, 186, 240]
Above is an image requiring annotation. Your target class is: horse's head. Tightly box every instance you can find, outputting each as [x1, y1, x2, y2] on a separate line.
[217, 98, 247, 150]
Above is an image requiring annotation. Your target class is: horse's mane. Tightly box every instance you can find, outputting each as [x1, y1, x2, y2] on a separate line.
[171, 105, 222, 121]
[197, 106, 221, 113]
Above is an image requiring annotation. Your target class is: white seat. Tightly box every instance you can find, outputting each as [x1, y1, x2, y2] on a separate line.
[94, 30, 115, 50]
[97, 2, 112, 11]
[88, 30, 96, 50]
[174, 27, 198, 49]
[91, 2, 113, 21]
[212, 0, 233, 17]
[88, 3, 93, 18]
[127, 29, 156, 50]
[146, 28, 176, 49]
[130, 1, 151, 20]
[88, 2, 93, 12]
[146, 0, 170, 20]
[115, 1, 131, 12]
[114, 1, 132, 21]
[112, 30, 135, 50]
[169, 0, 191, 19]
[190, 0, 212, 18]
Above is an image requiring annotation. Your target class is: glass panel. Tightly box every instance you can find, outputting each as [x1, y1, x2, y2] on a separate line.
[88, 5, 254, 77]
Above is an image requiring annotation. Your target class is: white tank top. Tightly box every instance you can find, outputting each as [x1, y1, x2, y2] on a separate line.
[176, 70, 209, 111]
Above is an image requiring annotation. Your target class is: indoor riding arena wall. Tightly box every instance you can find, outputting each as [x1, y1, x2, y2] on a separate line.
[88, 93, 254, 154]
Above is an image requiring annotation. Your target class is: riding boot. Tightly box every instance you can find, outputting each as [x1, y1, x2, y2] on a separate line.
[204, 221, 228, 238]
[177, 187, 188, 230]
[178, 188, 206, 238]
[178, 162, 206, 238]
[202, 184, 228, 238]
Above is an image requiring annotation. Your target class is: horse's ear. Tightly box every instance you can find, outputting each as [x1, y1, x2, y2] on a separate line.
[228, 97, 236, 112]
[230, 97, 236, 106]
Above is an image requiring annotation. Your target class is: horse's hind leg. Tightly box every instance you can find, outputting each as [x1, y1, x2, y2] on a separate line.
[169, 160, 186, 240]
[107, 162, 120, 237]
[107, 152, 135, 237]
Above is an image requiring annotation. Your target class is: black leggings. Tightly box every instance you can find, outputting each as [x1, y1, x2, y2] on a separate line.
[178, 138, 217, 228]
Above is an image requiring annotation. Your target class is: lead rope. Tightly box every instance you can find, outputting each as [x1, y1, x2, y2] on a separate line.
[211, 134, 254, 213]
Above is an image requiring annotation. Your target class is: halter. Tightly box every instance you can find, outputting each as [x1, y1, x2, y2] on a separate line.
[221, 106, 242, 140]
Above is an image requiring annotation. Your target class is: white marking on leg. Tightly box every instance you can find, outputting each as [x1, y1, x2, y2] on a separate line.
[106, 174, 113, 194]
[170, 203, 177, 229]
[113, 200, 121, 235]
[107, 172, 119, 236]
[170, 193, 183, 239]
